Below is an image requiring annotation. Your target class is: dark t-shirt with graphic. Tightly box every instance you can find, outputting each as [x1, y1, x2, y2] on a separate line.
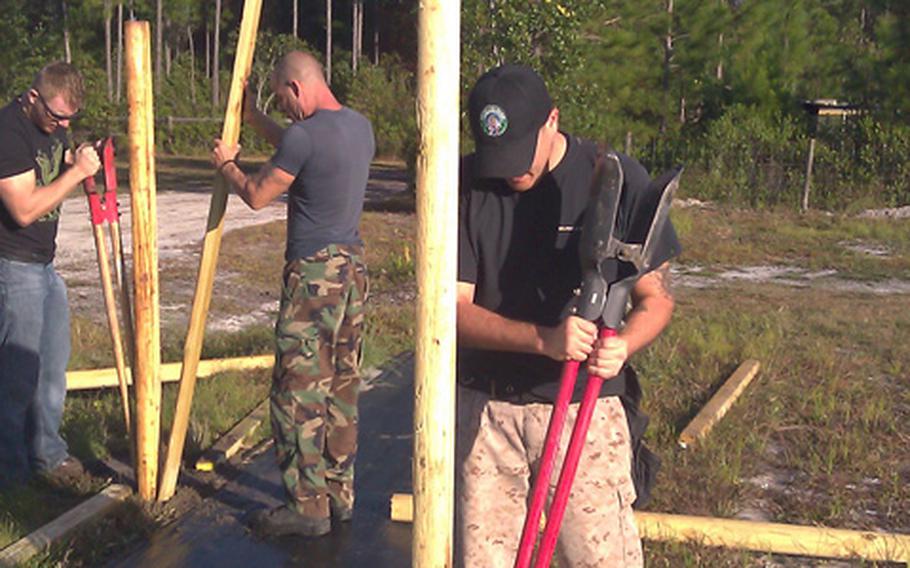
[457, 134, 681, 403]
[0, 98, 70, 264]
[271, 107, 375, 261]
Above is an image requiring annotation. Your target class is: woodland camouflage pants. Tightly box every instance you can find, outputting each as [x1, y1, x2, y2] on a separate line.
[270, 244, 369, 519]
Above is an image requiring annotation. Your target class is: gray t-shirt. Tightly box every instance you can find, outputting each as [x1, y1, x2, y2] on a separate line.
[271, 106, 375, 261]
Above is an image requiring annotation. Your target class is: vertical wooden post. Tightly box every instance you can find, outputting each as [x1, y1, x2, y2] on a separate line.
[157, 0, 263, 503]
[414, 0, 459, 566]
[125, 20, 161, 501]
[802, 137, 816, 212]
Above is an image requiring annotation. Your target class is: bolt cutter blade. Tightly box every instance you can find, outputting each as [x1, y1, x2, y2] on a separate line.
[600, 166, 683, 328]
[578, 151, 623, 270]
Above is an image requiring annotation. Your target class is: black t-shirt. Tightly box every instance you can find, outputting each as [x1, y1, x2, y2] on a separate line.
[457, 134, 681, 403]
[0, 98, 70, 264]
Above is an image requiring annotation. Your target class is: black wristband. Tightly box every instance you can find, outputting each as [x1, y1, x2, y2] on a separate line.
[218, 158, 239, 172]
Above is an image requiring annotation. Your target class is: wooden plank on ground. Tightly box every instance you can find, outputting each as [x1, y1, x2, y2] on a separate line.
[0, 484, 132, 566]
[195, 398, 269, 472]
[66, 354, 273, 391]
[388, 493, 910, 563]
[678, 360, 761, 449]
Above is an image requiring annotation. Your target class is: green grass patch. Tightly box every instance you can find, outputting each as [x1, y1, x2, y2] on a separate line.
[639, 284, 909, 532]
[672, 207, 910, 280]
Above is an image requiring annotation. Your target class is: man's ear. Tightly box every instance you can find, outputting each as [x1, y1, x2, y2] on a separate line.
[289, 81, 301, 98]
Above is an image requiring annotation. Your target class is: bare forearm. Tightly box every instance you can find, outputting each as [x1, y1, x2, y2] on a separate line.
[457, 302, 545, 355]
[618, 294, 673, 356]
[619, 263, 675, 356]
[247, 109, 284, 148]
[219, 162, 258, 209]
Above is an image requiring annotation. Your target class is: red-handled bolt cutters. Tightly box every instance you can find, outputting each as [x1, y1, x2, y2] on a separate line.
[515, 152, 682, 568]
[83, 137, 135, 443]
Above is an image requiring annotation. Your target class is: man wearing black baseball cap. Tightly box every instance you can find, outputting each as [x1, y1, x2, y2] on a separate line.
[455, 64, 679, 566]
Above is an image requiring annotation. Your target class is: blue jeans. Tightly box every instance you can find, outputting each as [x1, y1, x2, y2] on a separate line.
[0, 258, 71, 485]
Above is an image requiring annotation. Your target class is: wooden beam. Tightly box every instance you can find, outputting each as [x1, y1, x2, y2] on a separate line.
[678, 360, 761, 449]
[388, 494, 910, 564]
[414, 0, 460, 565]
[0, 484, 132, 565]
[126, 20, 161, 502]
[89, 222, 132, 436]
[66, 354, 273, 391]
[158, 0, 263, 503]
[635, 512, 909, 564]
[195, 398, 269, 471]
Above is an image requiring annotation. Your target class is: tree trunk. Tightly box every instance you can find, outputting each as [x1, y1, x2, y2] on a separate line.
[205, 20, 211, 80]
[353, 0, 364, 73]
[326, 0, 332, 84]
[293, 0, 298, 38]
[165, 43, 172, 77]
[373, 0, 379, 65]
[62, 1, 72, 63]
[116, 2, 124, 102]
[213, 0, 221, 107]
[187, 25, 196, 103]
[661, 0, 674, 134]
[156, 0, 163, 92]
[716, 32, 724, 81]
[105, 0, 113, 101]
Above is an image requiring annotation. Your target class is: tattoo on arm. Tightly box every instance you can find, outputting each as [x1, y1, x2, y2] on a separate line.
[654, 263, 674, 301]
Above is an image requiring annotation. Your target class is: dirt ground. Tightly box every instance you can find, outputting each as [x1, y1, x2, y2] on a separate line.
[55, 164, 409, 332]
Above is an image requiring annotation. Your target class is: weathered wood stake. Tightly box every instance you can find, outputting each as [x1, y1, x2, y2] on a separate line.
[414, 0, 460, 565]
[125, 20, 161, 501]
[158, 0, 263, 502]
[389, 494, 910, 564]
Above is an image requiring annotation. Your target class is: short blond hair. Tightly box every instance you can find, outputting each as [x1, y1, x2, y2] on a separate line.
[32, 62, 85, 109]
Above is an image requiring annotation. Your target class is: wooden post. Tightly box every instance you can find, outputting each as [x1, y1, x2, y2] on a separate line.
[125, 20, 161, 501]
[678, 360, 760, 448]
[802, 136, 816, 212]
[389, 494, 910, 564]
[414, 1, 459, 566]
[157, 0, 263, 503]
[90, 223, 131, 435]
[66, 354, 273, 391]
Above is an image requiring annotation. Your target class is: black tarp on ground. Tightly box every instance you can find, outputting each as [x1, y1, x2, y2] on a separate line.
[110, 354, 415, 568]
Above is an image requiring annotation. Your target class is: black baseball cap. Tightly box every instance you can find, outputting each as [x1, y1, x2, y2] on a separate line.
[468, 64, 553, 179]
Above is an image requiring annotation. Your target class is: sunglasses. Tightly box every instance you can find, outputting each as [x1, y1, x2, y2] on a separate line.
[34, 90, 81, 123]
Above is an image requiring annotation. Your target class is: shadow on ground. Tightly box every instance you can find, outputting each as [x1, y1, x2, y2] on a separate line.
[108, 354, 415, 568]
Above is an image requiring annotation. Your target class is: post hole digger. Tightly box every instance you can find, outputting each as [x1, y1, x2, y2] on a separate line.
[514, 152, 682, 568]
[82, 137, 135, 444]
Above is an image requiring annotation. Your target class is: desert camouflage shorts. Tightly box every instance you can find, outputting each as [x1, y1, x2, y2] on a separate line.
[455, 386, 643, 567]
[270, 244, 368, 519]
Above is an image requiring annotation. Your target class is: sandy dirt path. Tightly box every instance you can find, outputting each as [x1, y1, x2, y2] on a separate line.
[55, 165, 409, 332]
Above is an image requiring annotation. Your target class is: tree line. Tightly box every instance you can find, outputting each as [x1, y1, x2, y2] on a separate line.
[1, 0, 907, 209]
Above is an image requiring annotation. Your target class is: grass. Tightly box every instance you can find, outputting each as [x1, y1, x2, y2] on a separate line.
[672, 206, 910, 281]
[4, 190, 908, 566]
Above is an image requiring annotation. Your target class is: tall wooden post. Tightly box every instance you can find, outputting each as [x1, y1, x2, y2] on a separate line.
[414, 0, 459, 565]
[125, 20, 161, 501]
[157, 0, 263, 503]
[802, 136, 817, 212]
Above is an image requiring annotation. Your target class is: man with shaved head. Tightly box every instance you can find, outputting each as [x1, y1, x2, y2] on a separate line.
[212, 50, 374, 538]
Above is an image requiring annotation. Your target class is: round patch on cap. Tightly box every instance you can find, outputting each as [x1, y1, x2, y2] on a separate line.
[480, 104, 508, 137]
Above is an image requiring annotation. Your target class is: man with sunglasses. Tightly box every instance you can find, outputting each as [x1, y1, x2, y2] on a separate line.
[0, 61, 100, 489]
[211, 50, 373, 538]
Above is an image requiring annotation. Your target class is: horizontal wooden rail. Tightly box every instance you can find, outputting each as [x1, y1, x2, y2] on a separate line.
[0, 484, 132, 565]
[65, 354, 273, 391]
[389, 493, 910, 564]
